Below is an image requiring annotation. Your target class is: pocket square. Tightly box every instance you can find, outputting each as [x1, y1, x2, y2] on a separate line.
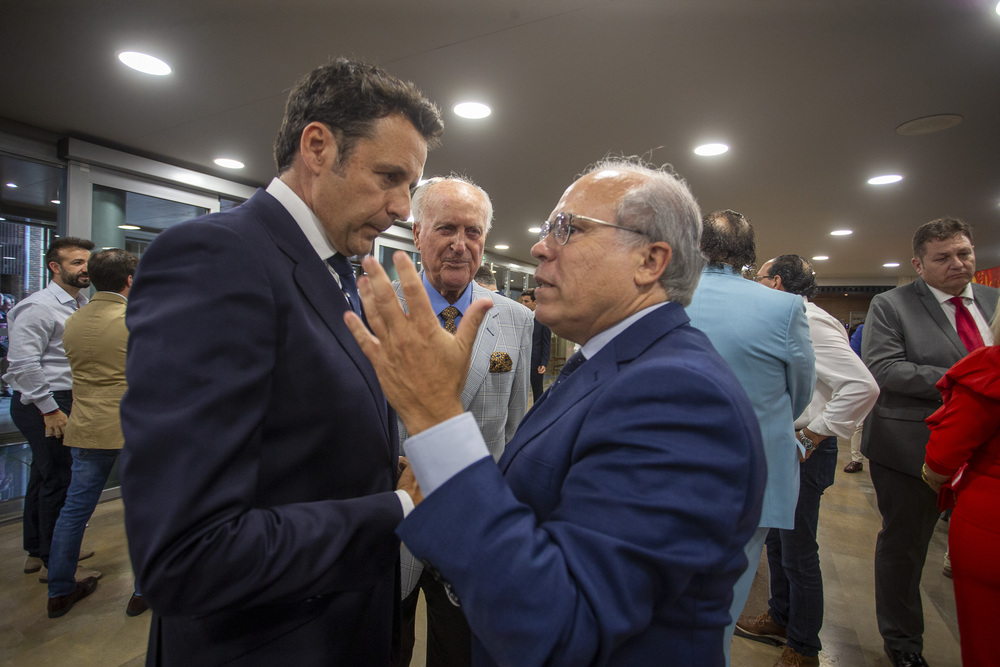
[489, 351, 513, 373]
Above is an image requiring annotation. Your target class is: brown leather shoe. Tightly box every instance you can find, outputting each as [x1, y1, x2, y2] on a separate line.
[125, 594, 149, 617]
[843, 460, 864, 473]
[774, 646, 819, 667]
[735, 610, 787, 645]
[47, 577, 99, 618]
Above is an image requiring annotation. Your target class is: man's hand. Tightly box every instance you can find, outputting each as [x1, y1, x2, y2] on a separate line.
[537, 365, 546, 374]
[344, 251, 493, 435]
[43, 410, 68, 439]
[397, 463, 424, 506]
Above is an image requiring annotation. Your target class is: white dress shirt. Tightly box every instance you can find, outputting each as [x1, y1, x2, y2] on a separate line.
[794, 299, 880, 438]
[3, 281, 88, 413]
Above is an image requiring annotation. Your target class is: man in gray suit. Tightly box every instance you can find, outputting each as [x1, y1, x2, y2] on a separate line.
[394, 176, 532, 667]
[862, 217, 997, 667]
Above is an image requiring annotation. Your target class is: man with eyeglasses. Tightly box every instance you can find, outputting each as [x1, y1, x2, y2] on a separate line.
[737, 255, 877, 667]
[392, 176, 532, 667]
[347, 158, 767, 666]
[685, 210, 815, 667]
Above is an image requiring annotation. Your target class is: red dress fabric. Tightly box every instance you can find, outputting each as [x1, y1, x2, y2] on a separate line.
[925, 346, 1000, 667]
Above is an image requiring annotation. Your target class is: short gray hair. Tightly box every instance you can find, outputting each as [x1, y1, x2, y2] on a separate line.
[410, 174, 493, 234]
[583, 158, 705, 306]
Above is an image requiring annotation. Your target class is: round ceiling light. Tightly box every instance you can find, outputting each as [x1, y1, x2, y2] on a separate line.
[453, 102, 491, 119]
[883, 262, 900, 268]
[118, 51, 172, 76]
[494, 244, 509, 250]
[812, 255, 829, 261]
[868, 174, 903, 185]
[214, 158, 245, 169]
[694, 143, 729, 156]
[896, 114, 962, 136]
[527, 227, 541, 234]
[830, 230, 853, 236]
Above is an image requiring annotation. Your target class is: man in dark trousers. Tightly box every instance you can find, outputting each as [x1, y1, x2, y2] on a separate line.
[120, 59, 443, 666]
[862, 218, 997, 667]
[519, 288, 551, 401]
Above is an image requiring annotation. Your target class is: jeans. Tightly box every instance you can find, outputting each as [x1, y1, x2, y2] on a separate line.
[47, 448, 138, 598]
[11, 390, 73, 562]
[766, 436, 838, 657]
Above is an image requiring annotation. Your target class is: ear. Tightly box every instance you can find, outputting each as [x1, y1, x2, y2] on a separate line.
[299, 122, 338, 176]
[911, 256, 923, 275]
[772, 274, 785, 291]
[634, 242, 672, 287]
[48, 261, 62, 276]
[411, 222, 424, 253]
[126, 275, 134, 289]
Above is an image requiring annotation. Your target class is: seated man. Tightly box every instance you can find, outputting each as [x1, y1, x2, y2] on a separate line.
[347, 158, 766, 666]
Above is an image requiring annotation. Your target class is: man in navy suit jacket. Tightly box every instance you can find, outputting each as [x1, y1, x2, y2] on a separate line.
[119, 59, 443, 666]
[348, 158, 767, 666]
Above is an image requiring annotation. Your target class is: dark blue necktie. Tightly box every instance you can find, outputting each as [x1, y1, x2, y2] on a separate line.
[327, 254, 361, 316]
[550, 351, 586, 391]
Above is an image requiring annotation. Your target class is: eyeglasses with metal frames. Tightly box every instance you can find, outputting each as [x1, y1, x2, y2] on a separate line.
[539, 212, 646, 246]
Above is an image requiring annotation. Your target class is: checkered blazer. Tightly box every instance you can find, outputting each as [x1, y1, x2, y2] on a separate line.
[395, 278, 533, 596]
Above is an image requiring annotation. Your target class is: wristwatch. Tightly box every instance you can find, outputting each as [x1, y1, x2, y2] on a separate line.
[797, 430, 817, 453]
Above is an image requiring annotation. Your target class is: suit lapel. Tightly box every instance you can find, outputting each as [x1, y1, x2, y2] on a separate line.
[498, 303, 689, 473]
[462, 284, 498, 410]
[251, 192, 391, 437]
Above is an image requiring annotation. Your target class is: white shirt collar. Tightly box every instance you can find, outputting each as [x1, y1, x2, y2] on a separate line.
[925, 281, 974, 305]
[266, 177, 339, 261]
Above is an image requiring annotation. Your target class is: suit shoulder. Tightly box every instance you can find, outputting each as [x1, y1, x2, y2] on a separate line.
[490, 292, 532, 324]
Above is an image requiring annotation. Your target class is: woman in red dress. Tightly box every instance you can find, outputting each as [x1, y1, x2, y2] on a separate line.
[923, 296, 1000, 667]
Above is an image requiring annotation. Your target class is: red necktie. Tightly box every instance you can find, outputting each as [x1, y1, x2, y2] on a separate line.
[949, 296, 985, 353]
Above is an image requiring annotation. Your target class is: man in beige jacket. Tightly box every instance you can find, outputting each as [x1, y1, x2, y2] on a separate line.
[45, 249, 145, 618]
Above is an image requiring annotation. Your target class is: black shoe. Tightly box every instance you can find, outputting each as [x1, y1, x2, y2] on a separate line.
[126, 594, 149, 616]
[47, 578, 99, 618]
[885, 645, 929, 667]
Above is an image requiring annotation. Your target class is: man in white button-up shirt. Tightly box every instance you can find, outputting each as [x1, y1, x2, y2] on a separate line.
[4, 237, 95, 578]
[738, 254, 878, 667]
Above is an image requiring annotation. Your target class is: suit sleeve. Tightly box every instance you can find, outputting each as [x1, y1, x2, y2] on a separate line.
[862, 294, 949, 401]
[399, 361, 760, 666]
[785, 298, 816, 421]
[925, 382, 1000, 477]
[540, 323, 551, 366]
[120, 222, 402, 615]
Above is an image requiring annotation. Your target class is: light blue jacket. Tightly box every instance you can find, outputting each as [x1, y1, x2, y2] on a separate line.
[687, 266, 815, 529]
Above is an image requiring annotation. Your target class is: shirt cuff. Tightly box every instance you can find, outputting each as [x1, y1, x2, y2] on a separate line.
[403, 412, 491, 497]
[395, 489, 415, 518]
[34, 395, 59, 415]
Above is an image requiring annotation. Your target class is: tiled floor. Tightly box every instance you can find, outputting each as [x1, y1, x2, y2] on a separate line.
[0, 440, 961, 666]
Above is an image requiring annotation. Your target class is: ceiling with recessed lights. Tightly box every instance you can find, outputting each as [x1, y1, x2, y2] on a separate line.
[1, 0, 999, 281]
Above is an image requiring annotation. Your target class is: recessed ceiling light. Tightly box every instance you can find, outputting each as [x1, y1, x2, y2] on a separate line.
[51, 199, 61, 205]
[118, 51, 171, 76]
[494, 244, 509, 250]
[118, 225, 141, 230]
[883, 262, 900, 268]
[214, 158, 244, 169]
[812, 255, 829, 261]
[528, 227, 541, 234]
[694, 143, 729, 156]
[996, 0, 999, 16]
[453, 102, 491, 119]
[896, 114, 962, 136]
[5, 183, 16, 188]
[830, 230, 853, 236]
[868, 174, 903, 185]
